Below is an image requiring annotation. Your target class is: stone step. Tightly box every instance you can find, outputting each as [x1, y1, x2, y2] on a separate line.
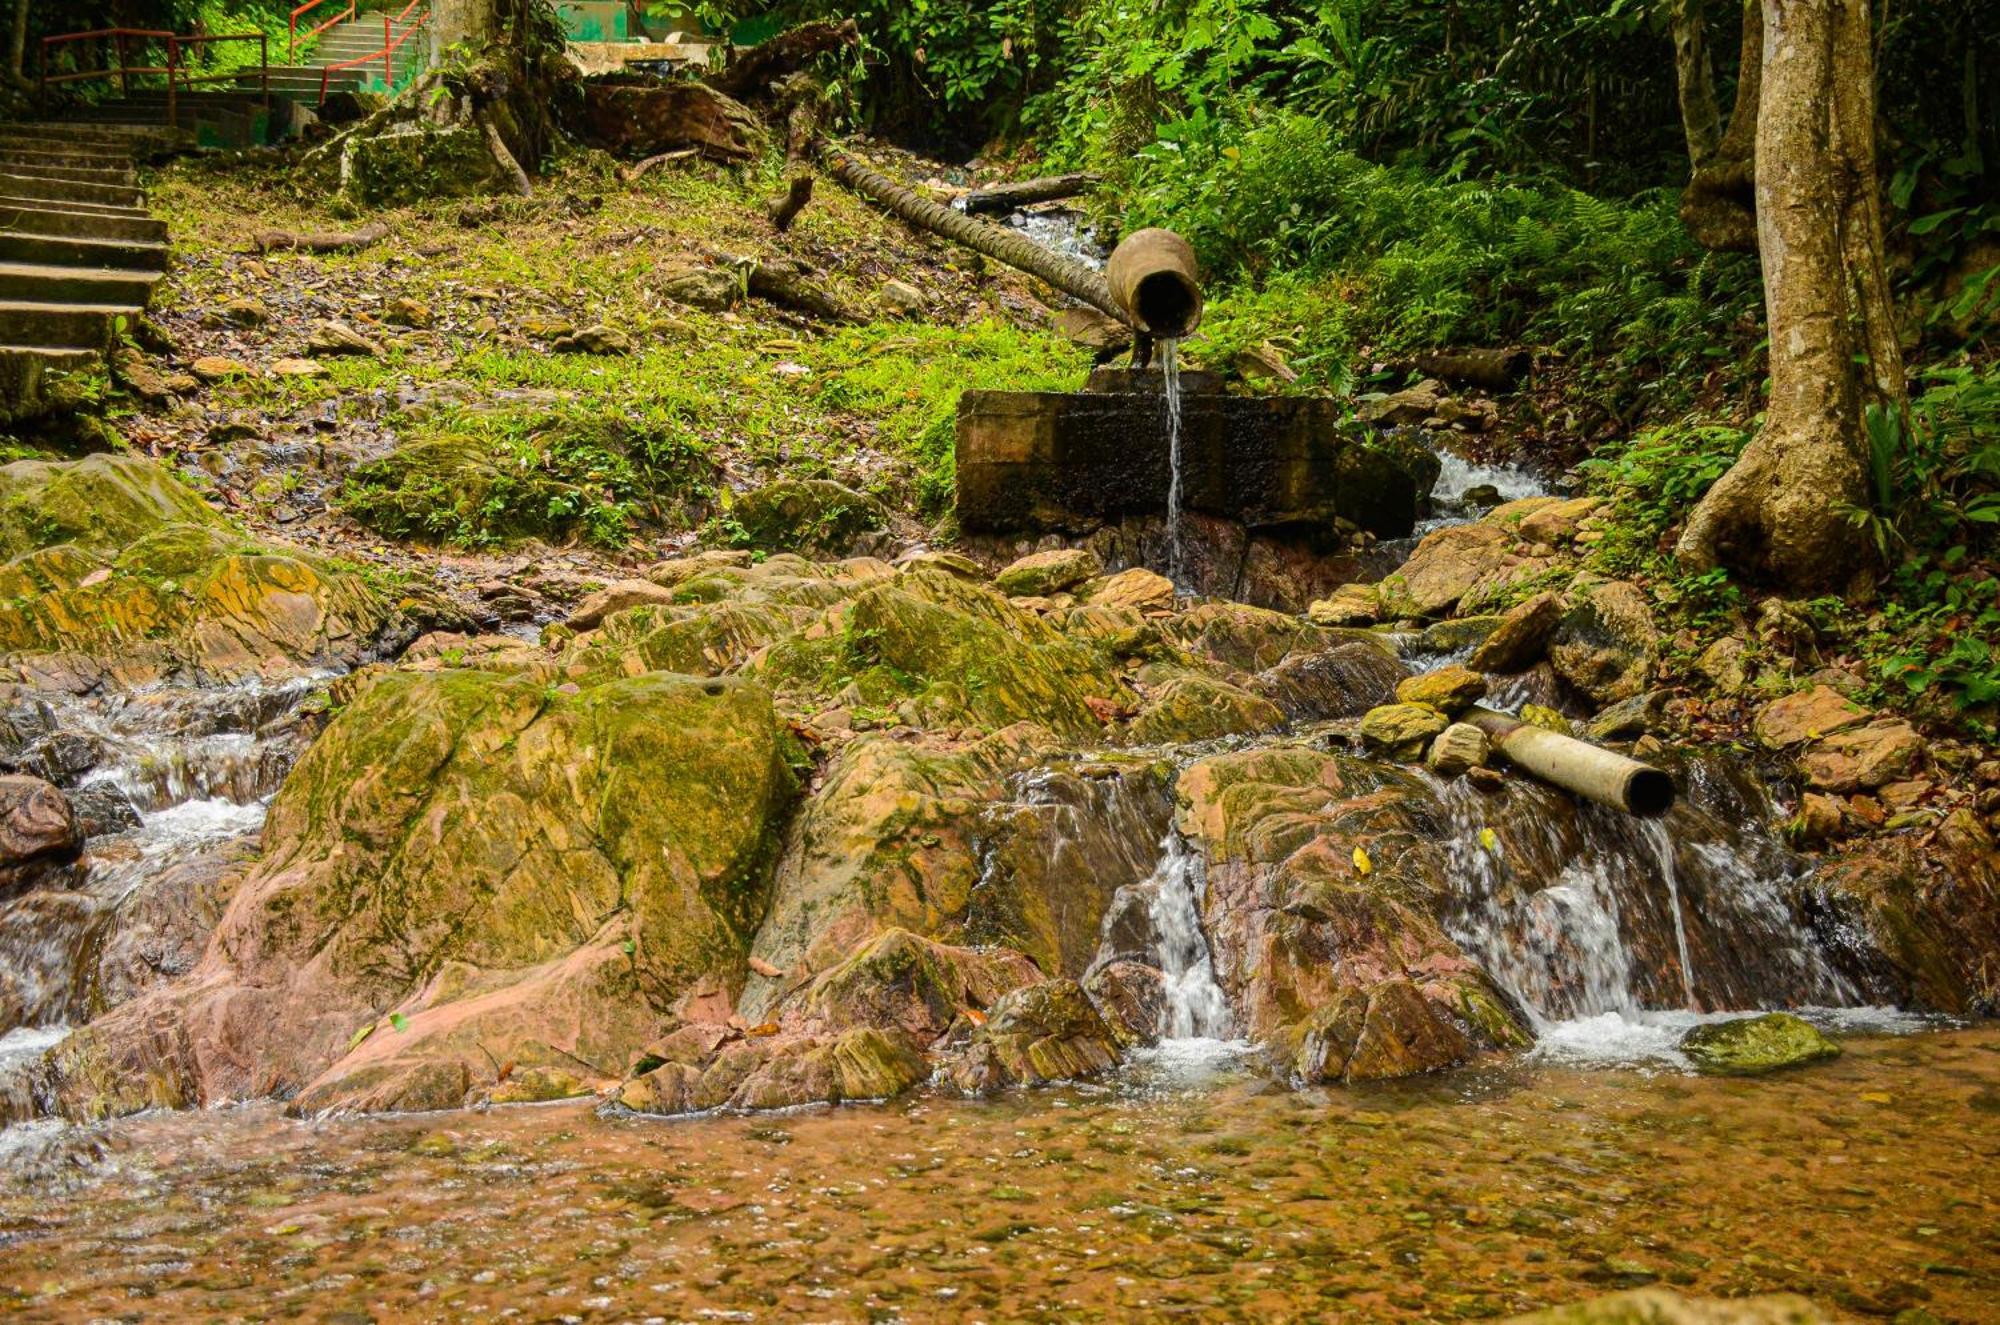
[0, 123, 174, 148]
[0, 171, 143, 210]
[0, 134, 144, 162]
[0, 344, 100, 371]
[0, 230, 169, 272]
[0, 261, 161, 305]
[0, 301, 131, 351]
[0, 156, 135, 186]
[0, 201, 166, 244]
[0, 192, 149, 220]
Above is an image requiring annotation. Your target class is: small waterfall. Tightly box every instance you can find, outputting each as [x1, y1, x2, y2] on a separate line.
[0, 679, 316, 1072]
[1144, 832, 1230, 1040]
[1089, 828, 1232, 1045]
[1426, 761, 1860, 1060]
[1160, 338, 1185, 586]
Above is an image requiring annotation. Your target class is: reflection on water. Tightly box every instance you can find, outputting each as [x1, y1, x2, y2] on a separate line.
[1, 1028, 1992, 1321]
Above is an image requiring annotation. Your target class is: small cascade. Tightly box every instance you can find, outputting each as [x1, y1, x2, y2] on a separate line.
[1644, 819, 1698, 1010]
[1161, 338, 1185, 586]
[0, 679, 319, 1068]
[1144, 832, 1231, 1040]
[1089, 828, 1233, 1045]
[1426, 758, 1861, 1059]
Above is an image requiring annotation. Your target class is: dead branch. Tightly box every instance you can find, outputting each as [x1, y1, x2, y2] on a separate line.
[620, 148, 700, 183]
[246, 222, 389, 254]
[766, 174, 814, 232]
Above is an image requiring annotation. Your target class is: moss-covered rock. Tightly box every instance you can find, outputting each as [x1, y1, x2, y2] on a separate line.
[0, 456, 395, 687]
[342, 123, 503, 208]
[52, 665, 800, 1118]
[732, 478, 888, 555]
[1395, 663, 1488, 714]
[995, 547, 1101, 597]
[1502, 1287, 1835, 1324]
[1128, 672, 1286, 744]
[1679, 1013, 1840, 1075]
[1359, 702, 1449, 758]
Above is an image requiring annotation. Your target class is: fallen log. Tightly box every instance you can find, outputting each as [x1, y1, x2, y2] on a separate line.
[1407, 347, 1529, 391]
[817, 146, 1130, 326]
[245, 222, 388, 254]
[1465, 705, 1675, 817]
[708, 19, 860, 100]
[962, 172, 1101, 215]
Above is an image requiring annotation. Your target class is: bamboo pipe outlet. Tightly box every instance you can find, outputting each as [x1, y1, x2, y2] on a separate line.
[1104, 228, 1204, 339]
[1465, 706, 1676, 817]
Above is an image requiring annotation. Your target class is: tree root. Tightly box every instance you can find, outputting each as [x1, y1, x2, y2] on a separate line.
[620, 149, 700, 183]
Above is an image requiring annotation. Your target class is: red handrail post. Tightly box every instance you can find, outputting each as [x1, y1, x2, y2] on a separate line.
[384, 13, 392, 87]
[115, 31, 130, 95]
[167, 38, 178, 129]
[261, 33, 271, 118]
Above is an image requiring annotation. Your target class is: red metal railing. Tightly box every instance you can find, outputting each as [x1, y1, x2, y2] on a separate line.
[318, 0, 428, 104]
[290, 0, 357, 62]
[38, 28, 181, 125]
[38, 28, 274, 129]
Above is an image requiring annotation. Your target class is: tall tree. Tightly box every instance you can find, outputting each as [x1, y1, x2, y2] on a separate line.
[9, 0, 30, 88]
[1678, 0, 1764, 250]
[1676, 0, 1907, 589]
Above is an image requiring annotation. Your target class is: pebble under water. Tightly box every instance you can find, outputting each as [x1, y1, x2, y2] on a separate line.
[0, 1028, 1993, 1322]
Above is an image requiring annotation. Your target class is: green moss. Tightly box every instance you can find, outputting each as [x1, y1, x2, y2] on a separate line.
[1679, 1013, 1841, 1076]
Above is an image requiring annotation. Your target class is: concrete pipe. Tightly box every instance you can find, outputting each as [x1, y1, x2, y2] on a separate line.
[1465, 706, 1676, 817]
[1105, 228, 1204, 339]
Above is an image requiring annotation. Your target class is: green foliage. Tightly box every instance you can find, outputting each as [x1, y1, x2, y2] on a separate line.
[1575, 419, 1751, 570]
[340, 403, 715, 548]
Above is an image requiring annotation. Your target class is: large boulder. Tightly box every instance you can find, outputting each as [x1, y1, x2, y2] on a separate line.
[731, 479, 889, 556]
[1173, 747, 1527, 1082]
[51, 665, 800, 1117]
[340, 123, 505, 208]
[1549, 580, 1659, 704]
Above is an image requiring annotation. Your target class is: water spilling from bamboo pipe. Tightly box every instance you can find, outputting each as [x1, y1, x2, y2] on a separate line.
[1104, 228, 1204, 339]
[1465, 706, 1676, 817]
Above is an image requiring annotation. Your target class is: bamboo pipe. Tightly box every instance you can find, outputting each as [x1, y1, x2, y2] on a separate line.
[1465, 706, 1676, 817]
[1104, 227, 1204, 339]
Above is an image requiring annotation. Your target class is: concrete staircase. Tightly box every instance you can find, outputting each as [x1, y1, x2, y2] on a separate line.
[0, 123, 168, 417]
[296, 8, 431, 99]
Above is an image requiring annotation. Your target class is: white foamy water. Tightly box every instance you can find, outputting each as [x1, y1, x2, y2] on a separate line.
[135, 796, 269, 850]
[1143, 831, 1233, 1041]
[1413, 448, 1551, 535]
[1531, 1006, 1935, 1069]
[0, 1025, 69, 1072]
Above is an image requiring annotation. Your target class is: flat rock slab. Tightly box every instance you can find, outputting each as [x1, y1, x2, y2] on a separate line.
[956, 389, 1437, 539]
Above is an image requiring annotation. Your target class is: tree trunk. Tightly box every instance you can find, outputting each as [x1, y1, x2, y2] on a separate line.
[8, 0, 28, 89]
[963, 173, 1102, 216]
[1682, 0, 1764, 250]
[1669, 0, 1723, 168]
[1675, 0, 1906, 591]
[429, 0, 502, 67]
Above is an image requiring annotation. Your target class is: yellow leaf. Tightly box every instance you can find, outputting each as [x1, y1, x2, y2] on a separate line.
[1352, 846, 1372, 876]
[1479, 828, 1499, 851]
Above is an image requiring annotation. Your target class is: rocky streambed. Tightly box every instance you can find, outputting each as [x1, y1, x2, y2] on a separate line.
[1, 426, 1997, 1315]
